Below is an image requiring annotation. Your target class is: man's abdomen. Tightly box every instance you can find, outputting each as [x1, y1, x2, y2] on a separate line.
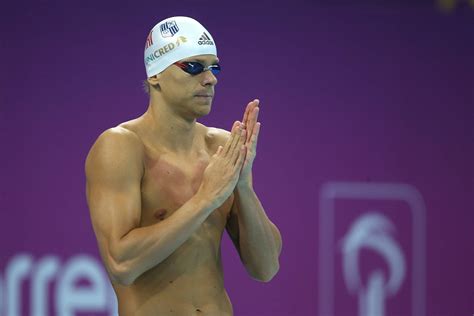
[113, 249, 233, 315]
[115, 274, 233, 316]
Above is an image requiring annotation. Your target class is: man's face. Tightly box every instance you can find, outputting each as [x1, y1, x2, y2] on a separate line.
[158, 54, 219, 119]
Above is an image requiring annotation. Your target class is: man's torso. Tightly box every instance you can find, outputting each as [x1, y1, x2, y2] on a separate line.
[112, 118, 234, 316]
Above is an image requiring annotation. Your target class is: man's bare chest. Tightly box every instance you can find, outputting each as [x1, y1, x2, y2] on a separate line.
[139, 148, 233, 228]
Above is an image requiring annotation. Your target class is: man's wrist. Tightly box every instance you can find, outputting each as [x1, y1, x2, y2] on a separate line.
[192, 190, 218, 213]
[236, 179, 253, 192]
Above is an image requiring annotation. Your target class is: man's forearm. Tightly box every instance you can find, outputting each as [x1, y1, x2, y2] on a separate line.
[234, 183, 282, 281]
[109, 193, 215, 285]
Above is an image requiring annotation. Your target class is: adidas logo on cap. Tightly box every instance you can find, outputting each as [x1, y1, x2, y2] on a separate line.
[198, 32, 214, 45]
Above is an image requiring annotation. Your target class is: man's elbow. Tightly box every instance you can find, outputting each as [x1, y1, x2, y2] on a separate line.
[108, 258, 136, 286]
[250, 262, 280, 283]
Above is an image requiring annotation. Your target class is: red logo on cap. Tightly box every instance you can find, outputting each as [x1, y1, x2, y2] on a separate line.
[145, 30, 154, 49]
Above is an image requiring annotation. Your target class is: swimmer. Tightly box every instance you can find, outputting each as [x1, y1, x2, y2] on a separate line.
[85, 16, 282, 316]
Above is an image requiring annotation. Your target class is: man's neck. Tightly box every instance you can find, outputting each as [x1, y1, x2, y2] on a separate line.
[143, 100, 200, 155]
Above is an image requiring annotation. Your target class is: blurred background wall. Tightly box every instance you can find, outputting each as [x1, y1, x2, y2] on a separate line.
[1, 0, 473, 315]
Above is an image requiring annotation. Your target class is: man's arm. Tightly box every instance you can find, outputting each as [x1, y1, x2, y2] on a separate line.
[213, 126, 282, 282]
[227, 175, 282, 282]
[85, 125, 246, 286]
[226, 100, 282, 282]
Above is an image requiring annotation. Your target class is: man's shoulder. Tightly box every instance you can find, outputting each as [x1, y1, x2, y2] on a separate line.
[200, 124, 231, 147]
[86, 126, 144, 168]
[95, 126, 143, 151]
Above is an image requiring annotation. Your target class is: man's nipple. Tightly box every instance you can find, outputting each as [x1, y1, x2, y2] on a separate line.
[154, 209, 168, 221]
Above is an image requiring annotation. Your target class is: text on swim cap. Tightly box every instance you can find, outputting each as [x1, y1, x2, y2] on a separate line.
[145, 36, 187, 65]
[198, 32, 214, 46]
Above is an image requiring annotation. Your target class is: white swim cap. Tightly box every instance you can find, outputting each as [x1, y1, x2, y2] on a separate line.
[144, 16, 217, 78]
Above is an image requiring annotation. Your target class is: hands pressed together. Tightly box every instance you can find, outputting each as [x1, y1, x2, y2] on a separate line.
[198, 99, 261, 207]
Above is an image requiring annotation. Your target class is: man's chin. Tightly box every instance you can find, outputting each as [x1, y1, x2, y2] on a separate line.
[196, 106, 211, 117]
[195, 99, 212, 114]
[188, 103, 211, 119]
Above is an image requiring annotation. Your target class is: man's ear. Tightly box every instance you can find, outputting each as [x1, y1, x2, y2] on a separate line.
[147, 75, 161, 90]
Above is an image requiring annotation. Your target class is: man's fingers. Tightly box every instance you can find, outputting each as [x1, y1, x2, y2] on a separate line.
[232, 120, 240, 130]
[242, 99, 258, 129]
[234, 144, 246, 170]
[231, 128, 246, 164]
[246, 106, 259, 143]
[225, 123, 242, 157]
[223, 121, 240, 155]
[214, 145, 223, 157]
[242, 101, 252, 128]
[251, 122, 261, 151]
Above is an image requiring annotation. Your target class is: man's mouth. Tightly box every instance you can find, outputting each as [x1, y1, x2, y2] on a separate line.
[195, 94, 213, 97]
[195, 90, 214, 97]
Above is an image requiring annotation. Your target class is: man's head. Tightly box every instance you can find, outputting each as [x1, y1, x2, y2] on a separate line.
[143, 16, 219, 118]
[144, 16, 217, 77]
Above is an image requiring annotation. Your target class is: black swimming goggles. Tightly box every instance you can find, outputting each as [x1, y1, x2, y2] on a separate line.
[174, 61, 221, 76]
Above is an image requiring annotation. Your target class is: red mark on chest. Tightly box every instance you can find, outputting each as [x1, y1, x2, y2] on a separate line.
[154, 209, 168, 221]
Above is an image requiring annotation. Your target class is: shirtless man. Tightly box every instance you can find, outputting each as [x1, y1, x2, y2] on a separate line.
[85, 17, 282, 315]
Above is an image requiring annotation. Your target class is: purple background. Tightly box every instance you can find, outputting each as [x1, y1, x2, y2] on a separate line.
[1, 0, 473, 315]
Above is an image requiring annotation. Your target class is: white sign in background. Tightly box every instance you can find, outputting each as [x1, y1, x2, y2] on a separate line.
[0, 254, 117, 316]
[319, 182, 426, 316]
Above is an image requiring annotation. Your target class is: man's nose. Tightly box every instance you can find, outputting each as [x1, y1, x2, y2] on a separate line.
[201, 70, 218, 86]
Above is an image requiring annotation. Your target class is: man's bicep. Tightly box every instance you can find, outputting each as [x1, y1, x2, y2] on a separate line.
[86, 180, 141, 244]
[85, 129, 143, 262]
